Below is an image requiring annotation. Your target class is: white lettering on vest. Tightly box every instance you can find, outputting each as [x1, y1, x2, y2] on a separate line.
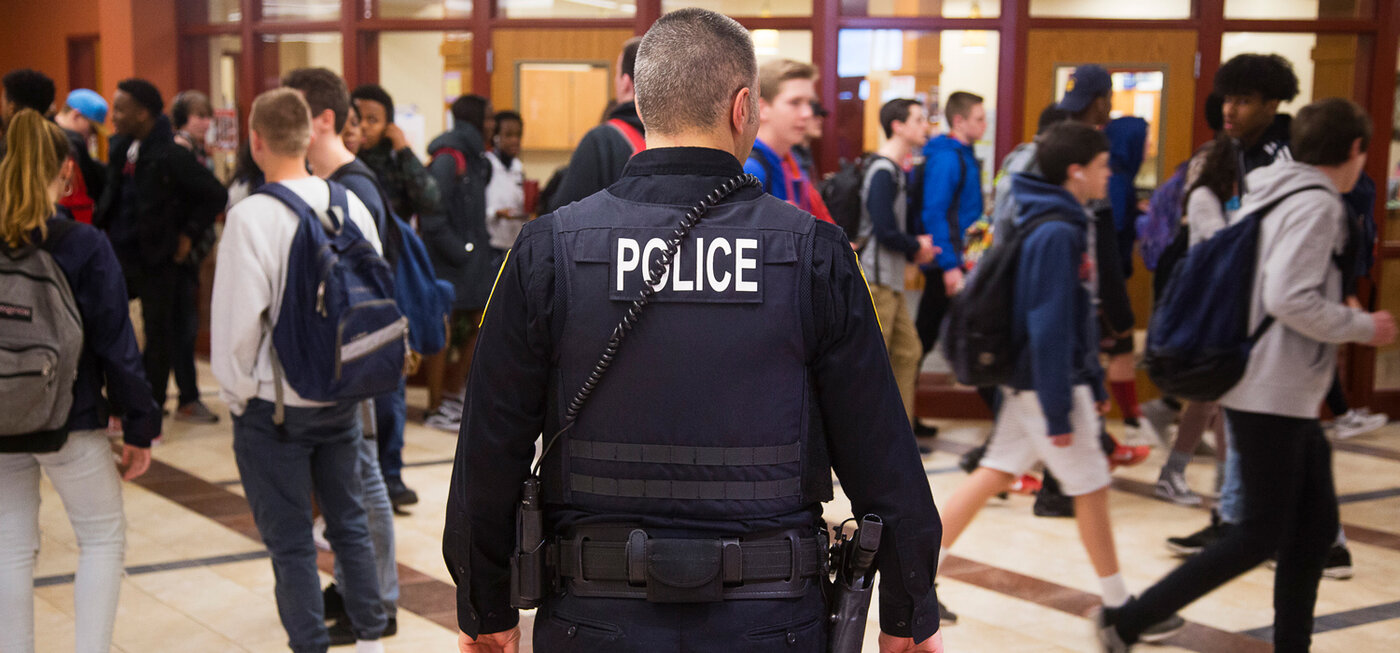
[706, 238, 732, 291]
[617, 238, 640, 292]
[642, 238, 668, 291]
[735, 238, 758, 293]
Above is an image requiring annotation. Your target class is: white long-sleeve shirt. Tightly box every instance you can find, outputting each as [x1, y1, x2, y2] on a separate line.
[485, 150, 526, 250]
[211, 176, 382, 416]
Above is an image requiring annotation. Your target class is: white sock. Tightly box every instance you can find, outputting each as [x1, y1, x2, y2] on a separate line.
[1099, 572, 1130, 608]
[356, 640, 385, 653]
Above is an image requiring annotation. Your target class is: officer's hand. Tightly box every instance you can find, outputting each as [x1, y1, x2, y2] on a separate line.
[459, 628, 520, 653]
[1050, 433, 1073, 448]
[878, 630, 944, 652]
[942, 267, 964, 296]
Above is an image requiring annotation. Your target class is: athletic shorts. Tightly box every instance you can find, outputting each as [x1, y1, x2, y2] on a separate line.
[980, 385, 1111, 496]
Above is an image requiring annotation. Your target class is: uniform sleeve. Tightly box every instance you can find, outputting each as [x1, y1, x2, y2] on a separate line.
[444, 223, 555, 638]
[921, 149, 961, 271]
[394, 147, 441, 217]
[548, 128, 611, 212]
[809, 227, 943, 643]
[68, 232, 160, 446]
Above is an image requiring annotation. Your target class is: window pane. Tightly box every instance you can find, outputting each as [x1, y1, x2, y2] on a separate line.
[843, 0, 1000, 19]
[835, 29, 999, 186]
[378, 0, 473, 18]
[664, 0, 812, 17]
[499, 0, 636, 19]
[197, 0, 241, 23]
[1226, 0, 1373, 20]
[1051, 68, 1165, 187]
[261, 0, 340, 21]
[1220, 33, 1317, 116]
[1029, 0, 1189, 19]
[378, 32, 473, 159]
[260, 33, 344, 84]
[752, 29, 813, 65]
[184, 35, 243, 181]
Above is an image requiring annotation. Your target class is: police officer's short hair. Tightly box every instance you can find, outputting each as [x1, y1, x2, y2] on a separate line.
[634, 9, 757, 137]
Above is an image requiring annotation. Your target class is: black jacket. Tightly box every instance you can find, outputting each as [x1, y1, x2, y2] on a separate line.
[94, 116, 227, 268]
[546, 101, 645, 212]
[62, 128, 106, 203]
[426, 122, 496, 310]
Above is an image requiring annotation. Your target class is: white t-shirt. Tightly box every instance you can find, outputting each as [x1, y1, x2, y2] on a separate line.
[211, 176, 382, 416]
[485, 150, 526, 250]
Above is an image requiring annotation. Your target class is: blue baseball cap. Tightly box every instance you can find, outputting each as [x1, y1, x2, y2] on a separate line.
[65, 89, 108, 125]
[1057, 65, 1112, 114]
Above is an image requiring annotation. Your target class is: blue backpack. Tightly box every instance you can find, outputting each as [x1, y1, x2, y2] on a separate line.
[257, 181, 408, 421]
[1136, 160, 1189, 271]
[329, 162, 455, 356]
[1145, 184, 1328, 401]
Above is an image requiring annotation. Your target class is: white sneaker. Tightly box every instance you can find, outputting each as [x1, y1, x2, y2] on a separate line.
[438, 397, 465, 419]
[424, 409, 462, 433]
[312, 516, 330, 552]
[1335, 409, 1388, 440]
[1155, 470, 1202, 507]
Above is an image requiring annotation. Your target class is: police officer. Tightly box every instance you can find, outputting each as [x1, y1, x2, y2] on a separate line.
[445, 9, 944, 653]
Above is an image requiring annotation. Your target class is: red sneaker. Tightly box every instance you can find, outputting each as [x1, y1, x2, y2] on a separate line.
[1109, 444, 1151, 469]
[1010, 474, 1042, 494]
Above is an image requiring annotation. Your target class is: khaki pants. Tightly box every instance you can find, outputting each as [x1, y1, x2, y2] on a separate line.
[869, 284, 922, 424]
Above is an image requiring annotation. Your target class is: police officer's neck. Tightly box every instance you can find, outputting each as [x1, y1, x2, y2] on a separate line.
[646, 130, 749, 162]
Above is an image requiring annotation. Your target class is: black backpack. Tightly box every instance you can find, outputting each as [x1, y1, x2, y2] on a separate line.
[941, 213, 1070, 387]
[820, 154, 872, 242]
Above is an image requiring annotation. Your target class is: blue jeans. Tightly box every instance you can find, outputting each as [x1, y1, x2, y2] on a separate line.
[1217, 420, 1243, 524]
[233, 399, 385, 652]
[334, 435, 398, 618]
[374, 381, 407, 483]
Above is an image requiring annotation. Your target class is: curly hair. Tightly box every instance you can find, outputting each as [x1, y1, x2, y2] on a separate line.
[1213, 54, 1299, 102]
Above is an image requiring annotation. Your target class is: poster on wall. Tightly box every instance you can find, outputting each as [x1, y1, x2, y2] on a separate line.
[213, 108, 238, 151]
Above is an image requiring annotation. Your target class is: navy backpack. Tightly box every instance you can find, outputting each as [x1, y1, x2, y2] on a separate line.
[1145, 184, 1328, 402]
[329, 163, 455, 356]
[257, 181, 408, 421]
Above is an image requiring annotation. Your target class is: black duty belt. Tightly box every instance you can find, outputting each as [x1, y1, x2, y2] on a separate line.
[555, 528, 824, 602]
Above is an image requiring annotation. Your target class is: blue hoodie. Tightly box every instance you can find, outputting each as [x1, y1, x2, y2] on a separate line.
[1007, 173, 1107, 435]
[920, 134, 983, 271]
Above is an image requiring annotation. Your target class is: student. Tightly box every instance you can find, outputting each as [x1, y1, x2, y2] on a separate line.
[341, 103, 364, 154]
[351, 84, 440, 222]
[859, 98, 937, 424]
[0, 109, 159, 653]
[937, 122, 1184, 643]
[917, 91, 986, 354]
[422, 95, 496, 435]
[171, 90, 214, 168]
[281, 66, 402, 642]
[546, 37, 644, 211]
[1097, 98, 1395, 653]
[744, 58, 835, 223]
[485, 109, 527, 252]
[53, 88, 109, 221]
[0, 69, 55, 160]
[95, 79, 227, 425]
[211, 88, 387, 653]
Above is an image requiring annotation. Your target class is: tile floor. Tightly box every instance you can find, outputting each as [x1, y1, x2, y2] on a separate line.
[17, 365, 1400, 652]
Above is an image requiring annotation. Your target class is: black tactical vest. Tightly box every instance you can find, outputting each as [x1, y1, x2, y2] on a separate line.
[547, 190, 833, 521]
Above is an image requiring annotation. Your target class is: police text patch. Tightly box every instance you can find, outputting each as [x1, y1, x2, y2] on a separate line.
[609, 229, 764, 303]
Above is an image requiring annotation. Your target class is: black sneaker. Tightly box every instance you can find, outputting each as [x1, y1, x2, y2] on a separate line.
[1165, 515, 1228, 557]
[1033, 488, 1075, 518]
[386, 477, 419, 508]
[937, 599, 958, 625]
[914, 422, 940, 438]
[323, 583, 346, 623]
[1090, 607, 1129, 653]
[1323, 544, 1355, 580]
[327, 616, 396, 646]
[1138, 611, 1186, 643]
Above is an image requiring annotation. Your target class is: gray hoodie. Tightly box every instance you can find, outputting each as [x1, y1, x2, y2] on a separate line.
[1220, 161, 1375, 418]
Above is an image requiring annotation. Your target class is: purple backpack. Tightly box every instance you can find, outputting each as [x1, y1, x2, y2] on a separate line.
[1137, 161, 1190, 271]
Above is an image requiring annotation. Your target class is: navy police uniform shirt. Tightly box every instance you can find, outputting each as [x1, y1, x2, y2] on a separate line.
[443, 146, 943, 643]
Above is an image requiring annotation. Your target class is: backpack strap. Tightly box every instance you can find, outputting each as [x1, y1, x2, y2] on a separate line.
[432, 148, 469, 178]
[747, 150, 781, 195]
[607, 119, 646, 156]
[330, 163, 396, 230]
[257, 180, 348, 233]
[1238, 183, 1333, 345]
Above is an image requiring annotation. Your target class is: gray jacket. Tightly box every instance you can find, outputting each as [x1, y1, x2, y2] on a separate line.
[1220, 162, 1375, 418]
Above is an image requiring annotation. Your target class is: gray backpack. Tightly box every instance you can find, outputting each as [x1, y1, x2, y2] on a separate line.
[0, 220, 83, 437]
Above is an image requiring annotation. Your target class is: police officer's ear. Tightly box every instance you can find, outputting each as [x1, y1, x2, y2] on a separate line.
[731, 86, 759, 157]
